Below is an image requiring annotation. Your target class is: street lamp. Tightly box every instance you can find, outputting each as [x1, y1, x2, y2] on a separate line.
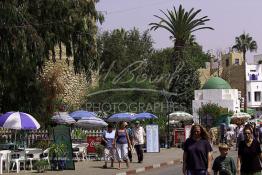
[162, 90, 171, 149]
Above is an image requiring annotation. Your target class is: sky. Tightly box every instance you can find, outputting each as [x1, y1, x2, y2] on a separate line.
[96, 0, 262, 63]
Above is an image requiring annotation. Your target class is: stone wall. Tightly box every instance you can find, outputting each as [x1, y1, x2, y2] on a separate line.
[221, 64, 245, 95]
[41, 47, 90, 109]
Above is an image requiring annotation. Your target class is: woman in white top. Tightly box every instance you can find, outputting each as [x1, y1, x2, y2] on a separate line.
[101, 124, 116, 168]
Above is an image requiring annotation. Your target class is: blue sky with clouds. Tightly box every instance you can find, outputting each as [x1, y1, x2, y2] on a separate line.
[97, 0, 262, 62]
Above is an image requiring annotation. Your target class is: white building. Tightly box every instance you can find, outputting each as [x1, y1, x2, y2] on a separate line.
[246, 63, 262, 109]
[192, 77, 240, 123]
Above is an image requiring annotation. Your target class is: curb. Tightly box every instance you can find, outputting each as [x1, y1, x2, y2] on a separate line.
[115, 159, 181, 175]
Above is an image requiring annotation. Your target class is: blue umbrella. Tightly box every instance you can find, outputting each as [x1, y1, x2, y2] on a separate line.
[52, 112, 76, 124]
[0, 112, 40, 144]
[107, 113, 136, 122]
[75, 116, 108, 129]
[69, 110, 97, 120]
[134, 112, 158, 120]
[0, 112, 40, 130]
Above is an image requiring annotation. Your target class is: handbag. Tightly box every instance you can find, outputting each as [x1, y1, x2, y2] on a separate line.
[101, 139, 107, 146]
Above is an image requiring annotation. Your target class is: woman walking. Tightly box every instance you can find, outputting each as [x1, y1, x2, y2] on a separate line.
[237, 125, 262, 175]
[114, 121, 132, 170]
[182, 124, 213, 175]
[102, 124, 116, 168]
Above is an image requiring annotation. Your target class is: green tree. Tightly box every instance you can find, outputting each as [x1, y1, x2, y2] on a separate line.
[149, 5, 213, 111]
[149, 5, 213, 64]
[232, 33, 257, 112]
[0, 1, 103, 120]
[97, 28, 153, 75]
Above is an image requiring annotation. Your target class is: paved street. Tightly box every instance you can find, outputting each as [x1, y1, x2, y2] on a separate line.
[139, 146, 238, 175]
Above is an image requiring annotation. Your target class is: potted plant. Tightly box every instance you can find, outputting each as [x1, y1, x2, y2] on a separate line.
[34, 160, 49, 173]
[94, 143, 104, 160]
[49, 143, 67, 170]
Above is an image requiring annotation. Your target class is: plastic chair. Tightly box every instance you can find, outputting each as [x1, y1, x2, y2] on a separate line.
[42, 148, 50, 165]
[10, 151, 26, 173]
[0, 150, 11, 174]
[26, 149, 43, 171]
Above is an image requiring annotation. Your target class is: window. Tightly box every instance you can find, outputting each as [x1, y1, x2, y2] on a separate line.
[226, 59, 229, 67]
[248, 92, 251, 102]
[254, 91, 261, 102]
[235, 58, 239, 65]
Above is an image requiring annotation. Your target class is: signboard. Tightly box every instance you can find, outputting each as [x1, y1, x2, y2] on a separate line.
[53, 125, 75, 170]
[173, 128, 185, 145]
[86, 136, 101, 153]
[146, 125, 159, 153]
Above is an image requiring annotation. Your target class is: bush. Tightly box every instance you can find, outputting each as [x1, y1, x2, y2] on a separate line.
[94, 144, 104, 160]
[34, 160, 49, 173]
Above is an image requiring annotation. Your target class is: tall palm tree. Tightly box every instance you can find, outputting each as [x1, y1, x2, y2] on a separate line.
[232, 33, 257, 112]
[149, 5, 213, 94]
[149, 5, 214, 63]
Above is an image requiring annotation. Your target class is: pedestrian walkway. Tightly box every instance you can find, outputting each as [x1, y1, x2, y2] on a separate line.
[4, 146, 227, 175]
[6, 147, 184, 175]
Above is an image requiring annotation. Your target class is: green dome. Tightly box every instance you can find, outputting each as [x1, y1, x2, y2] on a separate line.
[202, 77, 231, 89]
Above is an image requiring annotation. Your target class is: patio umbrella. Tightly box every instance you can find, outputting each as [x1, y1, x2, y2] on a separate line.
[106, 113, 136, 122]
[69, 110, 97, 120]
[134, 112, 158, 120]
[0, 112, 40, 144]
[0, 112, 40, 130]
[230, 112, 251, 125]
[52, 112, 76, 124]
[169, 111, 193, 121]
[75, 116, 108, 129]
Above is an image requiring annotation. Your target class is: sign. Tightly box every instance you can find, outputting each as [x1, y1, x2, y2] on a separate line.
[86, 136, 101, 153]
[173, 128, 185, 145]
[53, 125, 75, 170]
[146, 125, 159, 153]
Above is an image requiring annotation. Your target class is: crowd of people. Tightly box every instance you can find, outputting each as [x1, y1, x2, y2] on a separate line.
[182, 123, 262, 175]
[100, 121, 262, 174]
[101, 121, 146, 170]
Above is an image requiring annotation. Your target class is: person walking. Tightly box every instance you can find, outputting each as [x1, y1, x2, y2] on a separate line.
[101, 124, 116, 169]
[126, 122, 133, 162]
[212, 143, 236, 175]
[114, 121, 132, 170]
[182, 124, 213, 175]
[237, 125, 262, 175]
[132, 120, 146, 163]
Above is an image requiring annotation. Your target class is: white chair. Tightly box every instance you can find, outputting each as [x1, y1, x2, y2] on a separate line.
[10, 151, 26, 173]
[42, 148, 50, 166]
[0, 150, 11, 174]
[26, 149, 43, 171]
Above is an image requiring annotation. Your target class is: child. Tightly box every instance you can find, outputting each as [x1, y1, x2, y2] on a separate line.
[212, 143, 236, 175]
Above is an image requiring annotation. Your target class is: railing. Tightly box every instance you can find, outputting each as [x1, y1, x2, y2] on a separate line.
[0, 128, 103, 147]
[0, 128, 49, 147]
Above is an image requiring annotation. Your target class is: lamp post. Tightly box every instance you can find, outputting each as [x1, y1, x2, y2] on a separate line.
[162, 90, 171, 149]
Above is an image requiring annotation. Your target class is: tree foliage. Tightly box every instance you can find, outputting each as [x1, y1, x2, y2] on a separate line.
[149, 4, 213, 59]
[97, 28, 153, 75]
[198, 103, 233, 126]
[0, 1, 102, 118]
[232, 32, 257, 112]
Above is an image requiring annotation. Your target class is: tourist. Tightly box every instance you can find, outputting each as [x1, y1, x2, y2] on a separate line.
[182, 124, 213, 175]
[101, 124, 116, 169]
[114, 121, 132, 170]
[131, 120, 146, 163]
[237, 125, 262, 175]
[212, 143, 236, 175]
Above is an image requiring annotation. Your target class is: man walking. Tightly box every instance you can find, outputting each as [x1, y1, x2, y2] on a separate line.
[132, 120, 146, 163]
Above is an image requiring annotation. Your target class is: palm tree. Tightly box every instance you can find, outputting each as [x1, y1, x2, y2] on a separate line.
[149, 5, 213, 94]
[232, 33, 257, 112]
[149, 5, 214, 63]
